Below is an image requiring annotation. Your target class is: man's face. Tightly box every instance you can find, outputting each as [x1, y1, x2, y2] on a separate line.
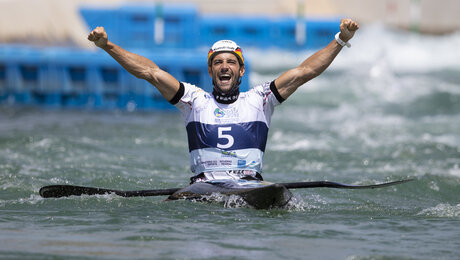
[208, 52, 245, 93]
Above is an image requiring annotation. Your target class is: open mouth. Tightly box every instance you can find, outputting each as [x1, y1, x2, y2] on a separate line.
[219, 74, 232, 83]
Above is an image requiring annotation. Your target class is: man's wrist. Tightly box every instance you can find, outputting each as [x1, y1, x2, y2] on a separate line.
[100, 41, 113, 51]
[335, 32, 351, 48]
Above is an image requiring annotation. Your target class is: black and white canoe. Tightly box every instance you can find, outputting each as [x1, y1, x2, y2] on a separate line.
[39, 178, 413, 209]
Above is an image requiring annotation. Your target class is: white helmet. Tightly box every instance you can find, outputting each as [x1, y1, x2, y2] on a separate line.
[207, 40, 244, 66]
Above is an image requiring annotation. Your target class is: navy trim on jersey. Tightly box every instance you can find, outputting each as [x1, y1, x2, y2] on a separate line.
[185, 121, 269, 152]
[270, 81, 285, 103]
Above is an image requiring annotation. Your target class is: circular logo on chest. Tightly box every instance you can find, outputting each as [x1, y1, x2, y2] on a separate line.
[214, 108, 225, 118]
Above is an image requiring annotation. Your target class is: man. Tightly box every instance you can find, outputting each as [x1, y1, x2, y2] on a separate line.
[88, 19, 359, 184]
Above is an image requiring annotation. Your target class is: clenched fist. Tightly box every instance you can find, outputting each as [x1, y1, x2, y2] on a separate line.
[339, 19, 359, 43]
[87, 26, 108, 49]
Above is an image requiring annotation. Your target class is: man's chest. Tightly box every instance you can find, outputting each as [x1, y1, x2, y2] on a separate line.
[191, 100, 264, 125]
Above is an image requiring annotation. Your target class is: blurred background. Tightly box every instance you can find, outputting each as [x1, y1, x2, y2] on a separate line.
[1, 0, 459, 110]
[1, 0, 459, 48]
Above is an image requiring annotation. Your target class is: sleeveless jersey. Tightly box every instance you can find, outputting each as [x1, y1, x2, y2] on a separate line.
[175, 81, 282, 176]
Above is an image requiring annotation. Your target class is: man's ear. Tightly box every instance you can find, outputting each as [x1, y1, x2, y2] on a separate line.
[239, 65, 245, 77]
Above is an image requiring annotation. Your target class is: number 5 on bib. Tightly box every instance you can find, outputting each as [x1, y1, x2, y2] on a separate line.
[217, 127, 234, 149]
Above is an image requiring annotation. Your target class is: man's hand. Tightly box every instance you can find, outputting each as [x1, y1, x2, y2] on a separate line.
[339, 19, 359, 43]
[87, 26, 108, 49]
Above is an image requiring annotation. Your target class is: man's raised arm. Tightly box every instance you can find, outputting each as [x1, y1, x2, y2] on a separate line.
[274, 19, 359, 100]
[88, 26, 180, 102]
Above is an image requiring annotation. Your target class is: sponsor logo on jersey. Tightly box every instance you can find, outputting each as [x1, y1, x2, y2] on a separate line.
[237, 160, 246, 167]
[202, 160, 218, 167]
[213, 107, 239, 122]
[248, 161, 258, 167]
[221, 150, 237, 157]
[214, 108, 225, 118]
[220, 160, 232, 166]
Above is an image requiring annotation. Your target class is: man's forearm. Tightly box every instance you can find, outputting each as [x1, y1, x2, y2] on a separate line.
[274, 40, 343, 99]
[100, 41, 180, 101]
[299, 39, 342, 80]
[102, 41, 158, 81]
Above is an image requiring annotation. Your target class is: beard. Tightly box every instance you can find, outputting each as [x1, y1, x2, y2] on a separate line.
[212, 74, 242, 104]
[212, 74, 242, 95]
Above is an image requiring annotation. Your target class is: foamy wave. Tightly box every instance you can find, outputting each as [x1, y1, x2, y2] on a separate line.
[223, 194, 249, 208]
[28, 137, 54, 149]
[0, 194, 44, 207]
[196, 193, 249, 208]
[284, 195, 309, 212]
[418, 203, 460, 218]
[201, 192, 310, 211]
[293, 159, 330, 172]
[448, 164, 460, 177]
[269, 130, 330, 151]
[336, 23, 460, 73]
[248, 23, 460, 76]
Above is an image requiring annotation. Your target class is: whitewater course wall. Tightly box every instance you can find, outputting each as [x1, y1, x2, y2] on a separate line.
[0, 3, 340, 110]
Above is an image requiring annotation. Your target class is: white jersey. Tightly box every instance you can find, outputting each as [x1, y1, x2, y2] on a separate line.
[175, 81, 282, 176]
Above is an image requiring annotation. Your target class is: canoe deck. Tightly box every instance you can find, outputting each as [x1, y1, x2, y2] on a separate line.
[167, 180, 293, 209]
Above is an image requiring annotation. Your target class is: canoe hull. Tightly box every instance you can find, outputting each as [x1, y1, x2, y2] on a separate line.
[167, 181, 292, 209]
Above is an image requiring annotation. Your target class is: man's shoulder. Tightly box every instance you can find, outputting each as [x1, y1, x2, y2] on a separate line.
[242, 81, 272, 97]
[183, 82, 212, 99]
[239, 80, 282, 109]
[183, 82, 204, 92]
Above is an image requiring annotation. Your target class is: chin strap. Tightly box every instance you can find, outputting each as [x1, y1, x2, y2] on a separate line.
[212, 87, 239, 104]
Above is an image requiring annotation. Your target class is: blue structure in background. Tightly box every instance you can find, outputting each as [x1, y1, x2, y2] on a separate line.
[0, 3, 341, 110]
[80, 4, 340, 51]
[81, 4, 200, 50]
[0, 46, 218, 110]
